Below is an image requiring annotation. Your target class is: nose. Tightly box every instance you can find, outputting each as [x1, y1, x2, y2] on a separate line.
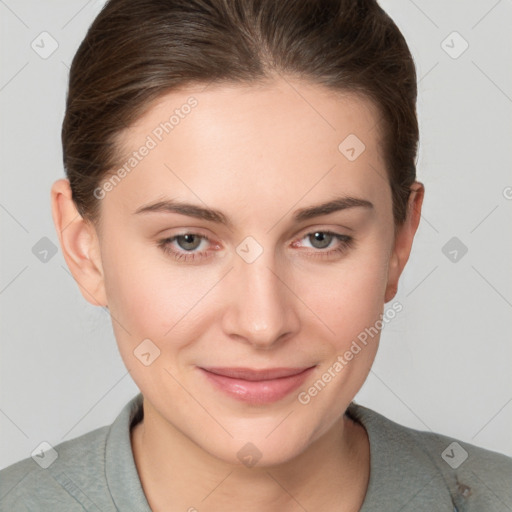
[221, 248, 300, 350]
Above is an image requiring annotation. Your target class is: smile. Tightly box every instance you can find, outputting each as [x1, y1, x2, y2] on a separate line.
[198, 366, 316, 404]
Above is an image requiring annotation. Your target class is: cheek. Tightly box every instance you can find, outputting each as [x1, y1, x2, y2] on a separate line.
[100, 238, 215, 343]
[100, 245, 217, 393]
[294, 246, 390, 418]
[297, 239, 391, 342]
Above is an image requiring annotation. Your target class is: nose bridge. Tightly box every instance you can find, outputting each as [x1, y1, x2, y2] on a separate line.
[222, 242, 299, 348]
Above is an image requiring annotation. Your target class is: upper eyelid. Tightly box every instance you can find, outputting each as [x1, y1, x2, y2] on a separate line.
[162, 228, 349, 240]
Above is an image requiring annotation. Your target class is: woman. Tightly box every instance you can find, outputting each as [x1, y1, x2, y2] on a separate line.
[1, 0, 511, 510]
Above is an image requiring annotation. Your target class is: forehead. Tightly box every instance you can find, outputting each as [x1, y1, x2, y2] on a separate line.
[103, 78, 389, 223]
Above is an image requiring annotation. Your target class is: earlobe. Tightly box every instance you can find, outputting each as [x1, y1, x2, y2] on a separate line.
[384, 182, 425, 303]
[51, 179, 107, 307]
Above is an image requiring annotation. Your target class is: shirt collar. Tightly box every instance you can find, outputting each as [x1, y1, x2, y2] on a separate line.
[105, 393, 151, 511]
[104, 394, 453, 511]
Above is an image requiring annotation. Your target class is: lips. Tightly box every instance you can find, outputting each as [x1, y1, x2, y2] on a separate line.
[201, 366, 312, 381]
[198, 365, 316, 404]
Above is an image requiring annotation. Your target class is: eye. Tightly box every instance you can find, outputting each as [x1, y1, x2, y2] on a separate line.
[292, 231, 354, 259]
[158, 230, 354, 263]
[158, 233, 217, 262]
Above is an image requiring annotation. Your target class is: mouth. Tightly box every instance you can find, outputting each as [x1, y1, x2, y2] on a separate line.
[198, 365, 316, 404]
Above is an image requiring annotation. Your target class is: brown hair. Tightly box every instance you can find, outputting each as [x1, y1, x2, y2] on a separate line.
[62, 0, 418, 225]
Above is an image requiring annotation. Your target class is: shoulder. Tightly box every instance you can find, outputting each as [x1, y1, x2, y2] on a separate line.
[0, 424, 113, 511]
[410, 426, 512, 509]
[0, 394, 147, 512]
[348, 402, 512, 511]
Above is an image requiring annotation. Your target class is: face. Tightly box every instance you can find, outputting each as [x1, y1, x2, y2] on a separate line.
[56, 78, 420, 466]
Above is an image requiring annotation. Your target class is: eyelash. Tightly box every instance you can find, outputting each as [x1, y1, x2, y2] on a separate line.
[158, 231, 354, 263]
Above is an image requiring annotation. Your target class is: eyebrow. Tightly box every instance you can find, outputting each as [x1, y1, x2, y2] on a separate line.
[134, 196, 374, 226]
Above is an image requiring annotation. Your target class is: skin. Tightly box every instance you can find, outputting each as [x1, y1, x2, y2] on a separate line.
[51, 77, 424, 512]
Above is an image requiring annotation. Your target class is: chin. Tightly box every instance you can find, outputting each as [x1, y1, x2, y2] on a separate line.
[198, 416, 322, 470]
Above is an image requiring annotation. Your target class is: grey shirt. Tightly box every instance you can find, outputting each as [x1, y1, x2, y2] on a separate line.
[1, 393, 511, 511]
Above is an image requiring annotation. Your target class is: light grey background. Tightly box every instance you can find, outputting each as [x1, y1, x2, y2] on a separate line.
[1, 0, 511, 469]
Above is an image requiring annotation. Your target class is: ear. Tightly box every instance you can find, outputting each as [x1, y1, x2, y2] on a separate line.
[384, 182, 425, 302]
[51, 179, 107, 307]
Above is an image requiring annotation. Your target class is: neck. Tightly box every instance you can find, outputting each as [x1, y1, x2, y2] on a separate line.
[131, 398, 370, 512]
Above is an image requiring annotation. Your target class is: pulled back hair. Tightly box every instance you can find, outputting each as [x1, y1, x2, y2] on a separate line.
[62, 0, 419, 225]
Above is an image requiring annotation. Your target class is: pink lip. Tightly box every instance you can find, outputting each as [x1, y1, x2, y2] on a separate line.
[199, 366, 315, 404]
